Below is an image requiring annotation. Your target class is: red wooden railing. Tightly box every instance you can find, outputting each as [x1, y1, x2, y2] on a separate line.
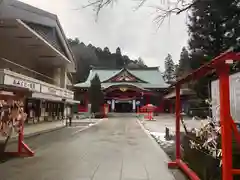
[168, 51, 240, 180]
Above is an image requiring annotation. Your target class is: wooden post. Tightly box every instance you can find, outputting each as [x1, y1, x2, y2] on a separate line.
[217, 63, 232, 180]
[175, 84, 181, 159]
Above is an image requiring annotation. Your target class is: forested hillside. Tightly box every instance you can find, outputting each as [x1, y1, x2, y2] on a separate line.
[68, 38, 147, 83]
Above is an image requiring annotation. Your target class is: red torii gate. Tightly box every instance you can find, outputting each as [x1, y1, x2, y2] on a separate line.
[168, 50, 240, 180]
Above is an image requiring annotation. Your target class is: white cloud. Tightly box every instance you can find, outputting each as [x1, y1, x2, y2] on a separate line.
[19, 0, 188, 69]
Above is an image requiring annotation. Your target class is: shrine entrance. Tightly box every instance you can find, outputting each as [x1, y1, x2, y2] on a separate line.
[115, 100, 133, 112]
[104, 85, 143, 113]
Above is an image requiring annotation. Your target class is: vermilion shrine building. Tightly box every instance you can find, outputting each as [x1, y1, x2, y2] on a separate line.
[74, 67, 169, 113]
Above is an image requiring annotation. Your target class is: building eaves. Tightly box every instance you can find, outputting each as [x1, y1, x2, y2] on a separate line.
[1, 0, 75, 64]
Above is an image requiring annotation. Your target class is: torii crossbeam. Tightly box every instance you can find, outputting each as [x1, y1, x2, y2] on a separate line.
[167, 50, 240, 180]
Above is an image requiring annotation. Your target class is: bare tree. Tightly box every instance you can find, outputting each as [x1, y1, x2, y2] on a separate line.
[152, 0, 199, 27]
[82, 0, 117, 21]
[82, 0, 200, 26]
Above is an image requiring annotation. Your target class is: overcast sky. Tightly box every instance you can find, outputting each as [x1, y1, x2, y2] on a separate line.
[20, 0, 188, 70]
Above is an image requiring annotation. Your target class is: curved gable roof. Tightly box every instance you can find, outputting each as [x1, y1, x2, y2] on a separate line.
[88, 69, 121, 82]
[74, 67, 169, 88]
[102, 68, 148, 83]
[129, 68, 166, 85]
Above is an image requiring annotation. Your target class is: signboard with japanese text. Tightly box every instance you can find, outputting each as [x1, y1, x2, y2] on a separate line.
[41, 85, 62, 96]
[2, 70, 74, 100]
[62, 90, 74, 99]
[211, 72, 240, 122]
[41, 85, 74, 99]
[4, 74, 41, 92]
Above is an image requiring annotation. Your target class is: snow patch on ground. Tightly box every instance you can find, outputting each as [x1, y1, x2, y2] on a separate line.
[148, 131, 175, 149]
[150, 132, 174, 143]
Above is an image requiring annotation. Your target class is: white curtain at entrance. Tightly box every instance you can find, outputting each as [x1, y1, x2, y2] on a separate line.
[132, 99, 136, 110]
[111, 99, 115, 111]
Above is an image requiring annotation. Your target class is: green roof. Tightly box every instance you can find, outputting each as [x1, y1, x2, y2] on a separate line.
[74, 67, 169, 89]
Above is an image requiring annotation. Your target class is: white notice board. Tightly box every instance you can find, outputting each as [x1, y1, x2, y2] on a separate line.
[211, 72, 240, 122]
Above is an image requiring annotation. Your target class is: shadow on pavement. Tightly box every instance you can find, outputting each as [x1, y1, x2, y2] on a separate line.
[0, 153, 19, 164]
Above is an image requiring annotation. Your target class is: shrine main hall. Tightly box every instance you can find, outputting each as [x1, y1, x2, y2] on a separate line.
[74, 67, 169, 113]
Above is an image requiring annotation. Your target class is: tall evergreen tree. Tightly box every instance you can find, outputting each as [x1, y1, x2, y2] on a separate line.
[137, 57, 146, 67]
[188, 0, 240, 58]
[164, 54, 175, 83]
[89, 74, 104, 114]
[69, 40, 150, 82]
[174, 64, 179, 80]
[176, 47, 191, 78]
[115, 47, 124, 68]
[103, 47, 110, 54]
[188, 0, 240, 97]
[68, 37, 80, 46]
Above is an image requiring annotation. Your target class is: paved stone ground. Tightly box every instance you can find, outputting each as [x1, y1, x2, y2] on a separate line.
[140, 113, 208, 133]
[138, 114, 207, 180]
[0, 117, 176, 180]
[0, 120, 65, 143]
[0, 118, 101, 143]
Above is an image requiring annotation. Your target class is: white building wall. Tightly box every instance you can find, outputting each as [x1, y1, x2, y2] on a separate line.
[52, 67, 68, 88]
[211, 72, 240, 122]
[0, 0, 75, 99]
[0, 0, 76, 73]
[61, 67, 67, 88]
[53, 67, 61, 87]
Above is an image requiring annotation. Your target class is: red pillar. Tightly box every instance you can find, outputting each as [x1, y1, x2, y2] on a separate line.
[169, 101, 172, 113]
[175, 84, 181, 159]
[158, 97, 164, 113]
[85, 92, 89, 112]
[18, 125, 23, 153]
[217, 63, 233, 180]
[7, 121, 34, 157]
[146, 94, 149, 104]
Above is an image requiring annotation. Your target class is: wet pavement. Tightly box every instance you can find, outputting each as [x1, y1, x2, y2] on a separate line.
[0, 117, 175, 180]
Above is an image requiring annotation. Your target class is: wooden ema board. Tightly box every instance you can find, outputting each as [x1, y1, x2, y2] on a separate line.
[0, 88, 34, 157]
